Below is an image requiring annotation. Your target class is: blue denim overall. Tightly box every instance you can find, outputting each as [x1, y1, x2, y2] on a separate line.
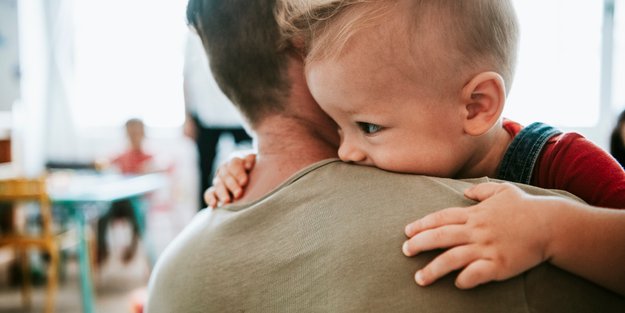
[496, 122, 562, 184]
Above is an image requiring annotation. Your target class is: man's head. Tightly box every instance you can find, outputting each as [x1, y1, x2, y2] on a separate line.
[186, 0, 292, 127]
[279, 0, 519, 178]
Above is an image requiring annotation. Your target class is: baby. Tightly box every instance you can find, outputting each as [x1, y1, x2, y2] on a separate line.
[208, 0, 625, 295]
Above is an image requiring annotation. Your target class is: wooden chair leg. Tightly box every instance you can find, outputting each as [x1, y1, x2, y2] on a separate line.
[44, 245, 59, 313]
[19, 248, 32, 309]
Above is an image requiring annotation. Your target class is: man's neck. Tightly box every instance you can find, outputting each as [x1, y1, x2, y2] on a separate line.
[236, 116, 338, 203]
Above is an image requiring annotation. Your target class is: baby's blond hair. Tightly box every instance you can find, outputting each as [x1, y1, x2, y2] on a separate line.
[277, 0, 519, 94]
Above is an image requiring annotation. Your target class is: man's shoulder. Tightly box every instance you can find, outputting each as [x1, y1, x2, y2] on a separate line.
[298, 160, 583, 204]
[294, 159, 482, 190]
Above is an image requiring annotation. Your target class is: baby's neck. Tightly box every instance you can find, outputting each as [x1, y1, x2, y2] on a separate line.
[457, 125, 513, 179]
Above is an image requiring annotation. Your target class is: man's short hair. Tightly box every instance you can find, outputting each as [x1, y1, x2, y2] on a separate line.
[186, 0, 292, 126]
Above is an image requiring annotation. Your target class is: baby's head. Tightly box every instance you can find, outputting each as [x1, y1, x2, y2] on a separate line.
[279, 0, 519, 177]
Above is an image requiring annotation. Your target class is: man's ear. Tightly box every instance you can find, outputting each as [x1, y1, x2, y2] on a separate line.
[460, 72, 506, 136]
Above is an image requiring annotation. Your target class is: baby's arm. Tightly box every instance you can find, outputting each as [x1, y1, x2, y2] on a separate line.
[204, 154, 256, 208]
[402, 182, 625, 296]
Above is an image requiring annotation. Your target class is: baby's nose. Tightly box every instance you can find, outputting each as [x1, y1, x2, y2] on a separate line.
[338, 142, 367, 163]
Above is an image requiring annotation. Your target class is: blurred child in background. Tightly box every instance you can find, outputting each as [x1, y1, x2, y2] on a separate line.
[97, 118, 155, 264]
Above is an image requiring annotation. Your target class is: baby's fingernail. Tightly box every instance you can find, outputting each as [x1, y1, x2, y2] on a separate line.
[405, 224, 412, 235]
[402, 241, 410, 256]
[415, 271, 426, 286]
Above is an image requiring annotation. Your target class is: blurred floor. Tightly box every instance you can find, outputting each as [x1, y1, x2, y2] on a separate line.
[0, 208, 182, 313]
[0, 247, 149, 313]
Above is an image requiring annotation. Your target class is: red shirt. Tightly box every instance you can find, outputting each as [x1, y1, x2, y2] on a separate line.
[111, 149, 154, 175]
[503, 120, 625, 209]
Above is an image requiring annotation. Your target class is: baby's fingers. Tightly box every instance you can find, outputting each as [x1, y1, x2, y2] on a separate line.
[221, 172, 243, 199]
[243, 153, 256, 171]
[415, 245, 479, 286]
[464, 182, 518, 202]
[223, 157, 251, 186]
[209, 177, 233, 206]
[455, 259, 498, 289]
[402, 225, 470, 256]
[203, 187, 219, 209]
[405, 207, 469, 237]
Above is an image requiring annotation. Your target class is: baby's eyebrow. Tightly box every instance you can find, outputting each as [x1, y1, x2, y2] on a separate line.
[343, 107, 361, 115]
[338, 101, 369, 115]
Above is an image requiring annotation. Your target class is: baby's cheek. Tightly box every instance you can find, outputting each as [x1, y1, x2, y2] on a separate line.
[381, 150, 457, 176]
[374, 153, 418, 174]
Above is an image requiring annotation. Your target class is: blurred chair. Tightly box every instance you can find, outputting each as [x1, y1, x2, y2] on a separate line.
[0, 176, 59, 313]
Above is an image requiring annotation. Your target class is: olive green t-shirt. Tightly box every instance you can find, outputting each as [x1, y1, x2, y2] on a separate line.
[147, 160, 624, 312]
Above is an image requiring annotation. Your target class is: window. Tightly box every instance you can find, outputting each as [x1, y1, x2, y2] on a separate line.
[613, 0, 625, 113]
[73, 0, 188, 128]
[506, 0, 604, 128]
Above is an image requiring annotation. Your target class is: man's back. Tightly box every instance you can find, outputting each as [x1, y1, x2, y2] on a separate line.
[147, 160, 624, 312]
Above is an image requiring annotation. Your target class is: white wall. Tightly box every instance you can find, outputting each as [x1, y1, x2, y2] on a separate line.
[506, 0, 618, 149]
[0, 0, 19, 114]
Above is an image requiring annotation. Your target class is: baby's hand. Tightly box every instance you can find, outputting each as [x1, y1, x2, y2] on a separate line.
[402, 182, 552, 289]
[204, 154, 256, 208]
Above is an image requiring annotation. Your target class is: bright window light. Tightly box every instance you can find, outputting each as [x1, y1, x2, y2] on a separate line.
[613, 0, 625, 113]
[73, 0, 187, 128]
[506, 0, 603, 127]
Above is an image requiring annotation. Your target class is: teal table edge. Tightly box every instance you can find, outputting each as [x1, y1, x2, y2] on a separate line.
[50, 173, 167, 313]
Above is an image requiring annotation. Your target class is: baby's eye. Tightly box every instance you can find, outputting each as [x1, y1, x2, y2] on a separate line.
[356, 122, 382, 135]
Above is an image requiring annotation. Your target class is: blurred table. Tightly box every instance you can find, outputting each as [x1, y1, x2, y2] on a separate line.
[47, 171, 167, 313]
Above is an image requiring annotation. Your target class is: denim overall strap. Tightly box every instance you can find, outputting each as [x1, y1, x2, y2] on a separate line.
[497, 122, 562, 184]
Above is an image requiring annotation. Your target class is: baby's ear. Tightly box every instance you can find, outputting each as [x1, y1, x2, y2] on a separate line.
[461, 72, 506, 136]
